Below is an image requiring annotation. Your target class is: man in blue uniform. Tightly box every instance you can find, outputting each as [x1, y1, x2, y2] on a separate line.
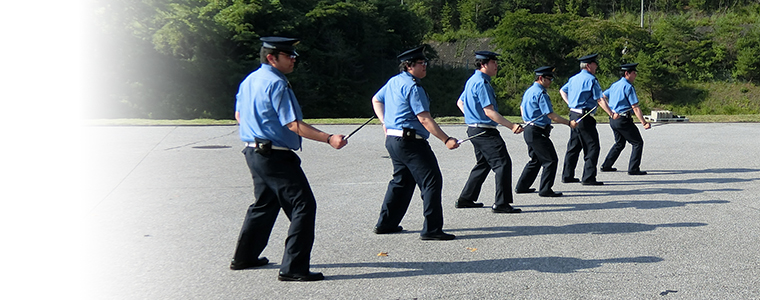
[516, 66, 577, 197]
[560, 54, 614, 186]
[455, 51, 524, 213]
[372, 46, 460, 240]
[600, 63, 651, 175]
[231, 37, 347, 281]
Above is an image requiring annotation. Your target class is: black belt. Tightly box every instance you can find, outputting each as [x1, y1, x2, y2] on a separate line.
[528, 124, 553, 132]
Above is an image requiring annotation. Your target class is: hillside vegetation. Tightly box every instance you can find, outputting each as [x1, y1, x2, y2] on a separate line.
[85, 0, 760, 119]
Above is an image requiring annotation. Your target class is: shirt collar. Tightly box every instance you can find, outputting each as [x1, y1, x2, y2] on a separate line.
[533, 81, 546, 91]
[477, 70, 492, 82]
[261, 63, 287, 80]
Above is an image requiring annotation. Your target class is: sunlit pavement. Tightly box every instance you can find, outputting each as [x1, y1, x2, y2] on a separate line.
[82, 123, 760, 299]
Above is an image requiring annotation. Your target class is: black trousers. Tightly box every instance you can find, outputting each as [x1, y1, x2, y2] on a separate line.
[377, 137, 445, 236]
[602, 116, 644, 172]
[516, 125, 558, 195]
[233, 147, 316, 275]
[458, 127, 513, 207]
[562, 111, 601, 183]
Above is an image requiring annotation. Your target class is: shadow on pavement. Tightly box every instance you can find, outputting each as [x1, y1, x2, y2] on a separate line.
[517, 199, 730, 213]
[316, 255, 663, 279]
[447, 222, 707, 239]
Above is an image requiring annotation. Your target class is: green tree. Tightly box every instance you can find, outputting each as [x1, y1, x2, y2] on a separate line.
[733, 24, 760, 83]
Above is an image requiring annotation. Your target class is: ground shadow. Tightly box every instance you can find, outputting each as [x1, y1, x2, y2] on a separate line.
[561, 187, 740, 197]
[517, 199, 730, 213]
[608, 177, 759, 186]
[601, 168, 760, 186]
[314, 255, 663, 280]
[646, 168, 760, 175]
[446, 222, 707, 240]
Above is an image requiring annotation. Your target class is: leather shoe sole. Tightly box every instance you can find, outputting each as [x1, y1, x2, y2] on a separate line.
[515, 188, 536, 194]
[419, 232, 456, 240]
[600, 167, 617, 172]
[278, 271, 325, 281]
[230, 257, 269, 270]
[455, 201, 484, 208]
[492, 205, 522, 213]
[539, 192, 563, 197]
[562, 178, 580, 183]
[628, 171, 647, 175]
[581, 181, 604, 186]
[373, 225, 403, 234]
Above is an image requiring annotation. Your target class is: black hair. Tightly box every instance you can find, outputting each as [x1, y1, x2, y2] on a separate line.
[260, 47, 280, 64]
[474, 58, 490, 69]
[399, 60, 423, 72]
[620, 69, 635, 77]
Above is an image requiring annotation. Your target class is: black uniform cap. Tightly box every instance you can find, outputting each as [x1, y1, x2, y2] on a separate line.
[620, 63, 639, 71]
[398, 46, 427, 62]
[578, 53, 599, 63]
[260, 37, 300, 56]
[474, 51, 500, 60]
[534, 66, 555, 76]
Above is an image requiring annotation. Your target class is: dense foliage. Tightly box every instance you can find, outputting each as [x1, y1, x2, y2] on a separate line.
[85, 0, 760, 119]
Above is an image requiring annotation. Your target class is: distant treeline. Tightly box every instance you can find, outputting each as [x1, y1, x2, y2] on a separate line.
[85, 0, 760, 119]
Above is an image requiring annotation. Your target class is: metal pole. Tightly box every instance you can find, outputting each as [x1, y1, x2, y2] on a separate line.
[640, 0, 644, 28]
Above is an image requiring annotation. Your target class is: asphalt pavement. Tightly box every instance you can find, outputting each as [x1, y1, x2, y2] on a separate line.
[81, 123, 760, 299]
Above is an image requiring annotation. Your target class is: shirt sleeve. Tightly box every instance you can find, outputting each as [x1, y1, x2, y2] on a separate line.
[409, 85, 430, 115]
[272, 81, 299, 126]
[628, 86, 639, 105]
[474, 82, 491, 108]
[374, 84, 387, 104]
[591, 80, 603, 100]
[538, 92, 554, 114]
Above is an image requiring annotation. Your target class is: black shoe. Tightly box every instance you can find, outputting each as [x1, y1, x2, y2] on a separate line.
[539, 191, 563, 197]
[373, 225, 403, 234]
[600, 167, 617, 172]
[230, 257, 269, 270]
[455, 199, 484, 208]
[492, 205, 522, 213]
[277, 271, 325, 281]
[562, 177, 580, 183]
[515, 188, 536, 194]
[628, 170, 648, 175]
[581, 181, 604, 186]
[419, 232, 456, 240]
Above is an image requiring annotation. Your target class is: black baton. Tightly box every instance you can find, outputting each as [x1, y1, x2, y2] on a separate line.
[344, 116, 376, 140]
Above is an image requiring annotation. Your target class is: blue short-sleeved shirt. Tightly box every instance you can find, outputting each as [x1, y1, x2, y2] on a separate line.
[235, 64, 303, 150]
[561, 70, 603, 110]
[374, 72, 431, 139]
[459, 70, 498, 126]
[521, 82, 554, 127]
[603, 77, 639, 114]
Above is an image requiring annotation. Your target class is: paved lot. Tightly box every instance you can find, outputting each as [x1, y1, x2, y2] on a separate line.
[82, 123, 760, 299]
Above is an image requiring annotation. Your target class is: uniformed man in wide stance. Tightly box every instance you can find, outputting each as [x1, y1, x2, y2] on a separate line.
[372, 46, 460, 241]
[560, 54, 614, 186]
[515, 66, 577, 197]
[600, 63, 651, 175]
[455, 51, 524, 213]
[230, 37, 347, 281]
